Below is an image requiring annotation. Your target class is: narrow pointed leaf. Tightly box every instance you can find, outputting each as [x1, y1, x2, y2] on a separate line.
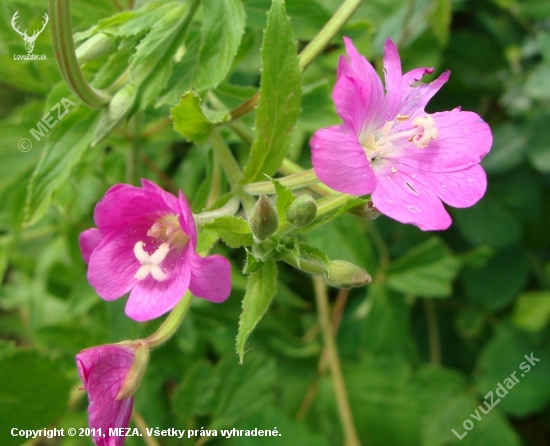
[242, 0, 301, 182]
[237, 258, 278, 362]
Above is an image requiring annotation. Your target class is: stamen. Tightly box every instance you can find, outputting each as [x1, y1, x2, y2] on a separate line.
[412, 115, 438, 148]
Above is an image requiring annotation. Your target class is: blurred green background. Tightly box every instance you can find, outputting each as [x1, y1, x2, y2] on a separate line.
[1, 0, 550, 445]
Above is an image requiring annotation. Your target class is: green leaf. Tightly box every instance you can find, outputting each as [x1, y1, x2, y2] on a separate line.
[386, 237, 460, 298]
[361, 284, 412, 356]
[236, 258, 277, 363]
[0, 350, 71, 446]
[460, 246, 529, 311]
[243, 248, 264, 274]
[269, 176, 295, 226]
[194, 0, 246, 91]
[296, 240, 330, 271]
[172, 361, 218, 423]
[513, 292, 550, 332]
[345, 355, 420, 446]
[202, 215, 253, 248]
[24, 108, 99, 226]
[157, 28, 201, 107]
[212, 353, 276, 429]
[170, 91, 229, 143]
[413, 366, 521, 446]
[242, 0, 301, 182]
[129, 2, 187, 85]
[474, 326, 550, 417]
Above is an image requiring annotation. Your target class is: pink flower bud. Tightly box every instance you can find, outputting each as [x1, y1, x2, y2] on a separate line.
[76, 341, 149, 446]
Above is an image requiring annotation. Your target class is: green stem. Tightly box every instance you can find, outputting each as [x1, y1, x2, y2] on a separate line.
[144, 291, 193, 349]
[279, 159, 336, 196]
[282, 252, 326, 275]
[298, 0, 363, 70]
[209, 129, 243, 190]
[243, 169, 319, 195]
[313, 276, 362, 446]
[194, 196, 240, 224]
[49, 0, 111, 108]
[229, 0, 362, 121]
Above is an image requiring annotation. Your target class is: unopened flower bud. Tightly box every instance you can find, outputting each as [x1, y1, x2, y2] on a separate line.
[75, 340, 151, 444]
[324, 260, 372, 288]
[249, 194, 278, 241]
[76, 33, 118, 64]
[286, 195, 317, 227]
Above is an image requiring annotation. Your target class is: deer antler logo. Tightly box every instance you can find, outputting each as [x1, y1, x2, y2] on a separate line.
[11, 11, 49, 54]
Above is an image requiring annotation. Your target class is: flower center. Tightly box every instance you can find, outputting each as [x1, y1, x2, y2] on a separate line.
[360, 114, 439, 161]
[133, 215, 189, 282]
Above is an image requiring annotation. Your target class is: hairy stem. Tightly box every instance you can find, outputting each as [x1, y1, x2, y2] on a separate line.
[424, 299, 441, 366]
[209, 130, 243, 190]
[49, 0, 111, 108]
[313, 276, 361, 446]
[243, 169, 319, 195]
[145, 291, 193, 349]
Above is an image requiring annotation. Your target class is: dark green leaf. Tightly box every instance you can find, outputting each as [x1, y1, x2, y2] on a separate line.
[202, 215, 253, 248]
[172, 360, 218, 423]
[242, 0, 301, 181]
[24, 108, 99, 226]
[212, 353, 276, 428]
[236, 258, 277, 362]
[0, 350, 70, 446]
[386, 237, 460, 298]
[194, 0, 246, 91]
[171, 90, 229, 143]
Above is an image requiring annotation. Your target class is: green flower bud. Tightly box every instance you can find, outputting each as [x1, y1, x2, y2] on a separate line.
[249, 194, 278, 241]
[324, 260, 371, 289]
[286, 195, 317, 227]
[76, 33, 118, 64]
[116, 340, 150, 400]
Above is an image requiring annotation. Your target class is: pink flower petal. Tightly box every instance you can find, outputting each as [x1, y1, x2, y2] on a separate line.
[382, 39, 403, 120]
[372, 164, 452, 230]
[396, 110, 492, 172]
[398, 70, 450, 119]
[76, 345, 136, 446]
[141, 178, 180, 211]
[94, 187, 173, 234]
[178, 191, 197, 246]
[125, 244, 192, 321]
[87, 221, 153, 301]
[333, 75, 385, 135]
[338, 37, 384, 90]
[189, 252, 232, 303]
[311, 125, 376, 195]
[420, 164, 487, 208]
[80, 229, 104, 264]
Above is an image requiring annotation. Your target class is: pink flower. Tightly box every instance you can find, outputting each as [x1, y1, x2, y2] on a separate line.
[76, 342, 149, 446]
[311, 37, 492, 230]
[80, 179, 231, 321]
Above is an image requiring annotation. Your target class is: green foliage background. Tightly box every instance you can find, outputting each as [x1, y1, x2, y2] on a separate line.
[1, 0, 550, 445]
